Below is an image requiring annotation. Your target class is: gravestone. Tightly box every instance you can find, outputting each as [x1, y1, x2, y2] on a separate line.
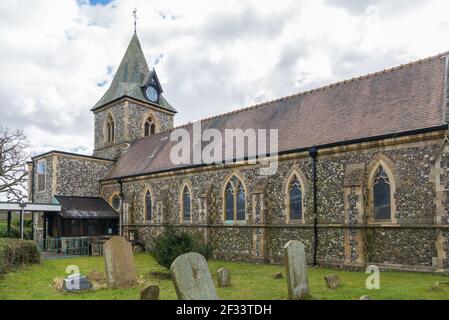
[324, 274, 340, 289]
[217, 267, 231, 287]
[103, 236, 137, 288]
[284, 240, 310, 300]
[140, 285, 160, 300]
[170, 252, 218, 300]
[273, 272, 283, 279]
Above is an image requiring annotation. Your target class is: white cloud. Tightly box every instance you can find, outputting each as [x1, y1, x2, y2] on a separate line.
[1, 0, 449, 157]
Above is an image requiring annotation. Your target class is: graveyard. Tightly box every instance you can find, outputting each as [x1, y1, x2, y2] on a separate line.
[1, 252, 449, 300]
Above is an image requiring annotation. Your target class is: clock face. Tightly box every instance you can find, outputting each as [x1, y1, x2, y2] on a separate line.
[145, 86, 158, 102]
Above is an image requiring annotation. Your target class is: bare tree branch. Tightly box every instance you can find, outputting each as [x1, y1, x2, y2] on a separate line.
[0, 125, 30, 201]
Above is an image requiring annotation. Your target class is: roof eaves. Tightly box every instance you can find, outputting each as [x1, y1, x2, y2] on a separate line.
[91, 95, 178, 114]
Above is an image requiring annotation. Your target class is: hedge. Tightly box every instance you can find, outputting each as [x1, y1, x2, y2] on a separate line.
[0, 238, 41, 275]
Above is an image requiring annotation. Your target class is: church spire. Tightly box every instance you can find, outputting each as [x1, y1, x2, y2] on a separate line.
[91, 33, 177, 113]
[91, 33, 150, 110]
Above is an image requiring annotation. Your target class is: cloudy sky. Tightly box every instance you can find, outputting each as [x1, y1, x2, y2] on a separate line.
[1, 0, 449, 156]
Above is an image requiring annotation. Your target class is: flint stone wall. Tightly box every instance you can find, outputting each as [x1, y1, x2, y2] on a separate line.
[99, 136, 449, 271]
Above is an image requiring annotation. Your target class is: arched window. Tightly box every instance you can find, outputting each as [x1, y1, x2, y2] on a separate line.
[224, 175, 246, 222]
[106, 114, 115, 143]
[144, 116, 156, 137]
[181, 185, 192, 222]
[145, 190, 153, 222]
[373, 165, 391, 220]
[289, 176, 303, 221]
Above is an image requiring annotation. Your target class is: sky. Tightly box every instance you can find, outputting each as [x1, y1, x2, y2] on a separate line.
[1, 0, 449, 156]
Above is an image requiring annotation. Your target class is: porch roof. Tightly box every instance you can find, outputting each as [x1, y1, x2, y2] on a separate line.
[54, 196, 119, 220]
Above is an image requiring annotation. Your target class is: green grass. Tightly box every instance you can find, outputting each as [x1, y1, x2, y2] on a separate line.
[0, 253, 448, 300]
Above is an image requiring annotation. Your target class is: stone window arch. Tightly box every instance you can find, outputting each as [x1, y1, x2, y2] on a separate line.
[222, 173, 247, 223]
[144, 188, 154, 223]
[105, 113, 115, 143]
[283, 165, 307, 224]
[367, 156, 398, 223]
[180, 181, 193, 223]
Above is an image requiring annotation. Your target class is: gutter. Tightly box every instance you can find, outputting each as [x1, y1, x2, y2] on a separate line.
[101, 124, 448, 182]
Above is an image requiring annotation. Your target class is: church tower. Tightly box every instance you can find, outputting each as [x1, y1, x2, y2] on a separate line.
[91, 33, 176, 160]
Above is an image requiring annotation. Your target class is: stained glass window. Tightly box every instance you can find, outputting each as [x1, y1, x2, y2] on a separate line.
[182, 186, 191, 222]
[225, 184, 234, 221]
[224, 175, 246, 222]
[373, 166, 391, 220]
[37, 160, 46, 191]
[289, 176, 302, 221]
[236, 185, 246, 221]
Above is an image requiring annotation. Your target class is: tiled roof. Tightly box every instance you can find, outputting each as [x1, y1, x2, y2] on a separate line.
[91, 34, 176, 113]
[104, 52, 449, 180]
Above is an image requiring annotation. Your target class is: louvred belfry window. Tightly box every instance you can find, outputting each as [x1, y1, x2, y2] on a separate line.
[144, 117, 156, 137]
[373, 166, 391, 220]
[106, 115, 115, 143]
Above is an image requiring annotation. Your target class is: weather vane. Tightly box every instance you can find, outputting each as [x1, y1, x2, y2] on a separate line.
[133, 8, 138, 33]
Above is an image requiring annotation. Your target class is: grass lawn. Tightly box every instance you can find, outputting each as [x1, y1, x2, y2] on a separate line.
[0, 253, 448, 300]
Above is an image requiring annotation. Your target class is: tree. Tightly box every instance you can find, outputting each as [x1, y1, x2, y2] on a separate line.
[0, 126, 29, 201]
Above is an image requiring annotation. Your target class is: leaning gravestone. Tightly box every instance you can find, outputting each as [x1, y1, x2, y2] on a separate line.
[170, 252, 218, 300]
[284, 240, 310, 300]
[103, 236, 137, 288]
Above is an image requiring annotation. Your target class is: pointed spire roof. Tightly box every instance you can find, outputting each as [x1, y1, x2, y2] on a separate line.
[92, 33, 176, 113]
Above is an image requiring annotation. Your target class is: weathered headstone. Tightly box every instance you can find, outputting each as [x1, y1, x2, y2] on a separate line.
[324, 274, 340, 289]
[284, 240, 310, 300]
[273, 272, 283, 279]
[140, 285, 160, 300]
[217, 268, 231, 287]
[170, 252, 218, 300]
[103, 236, 137, 288]
[63, 274, 93, 292]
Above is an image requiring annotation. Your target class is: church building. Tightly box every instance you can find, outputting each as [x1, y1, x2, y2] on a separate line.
[28, 32, 449, 273]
